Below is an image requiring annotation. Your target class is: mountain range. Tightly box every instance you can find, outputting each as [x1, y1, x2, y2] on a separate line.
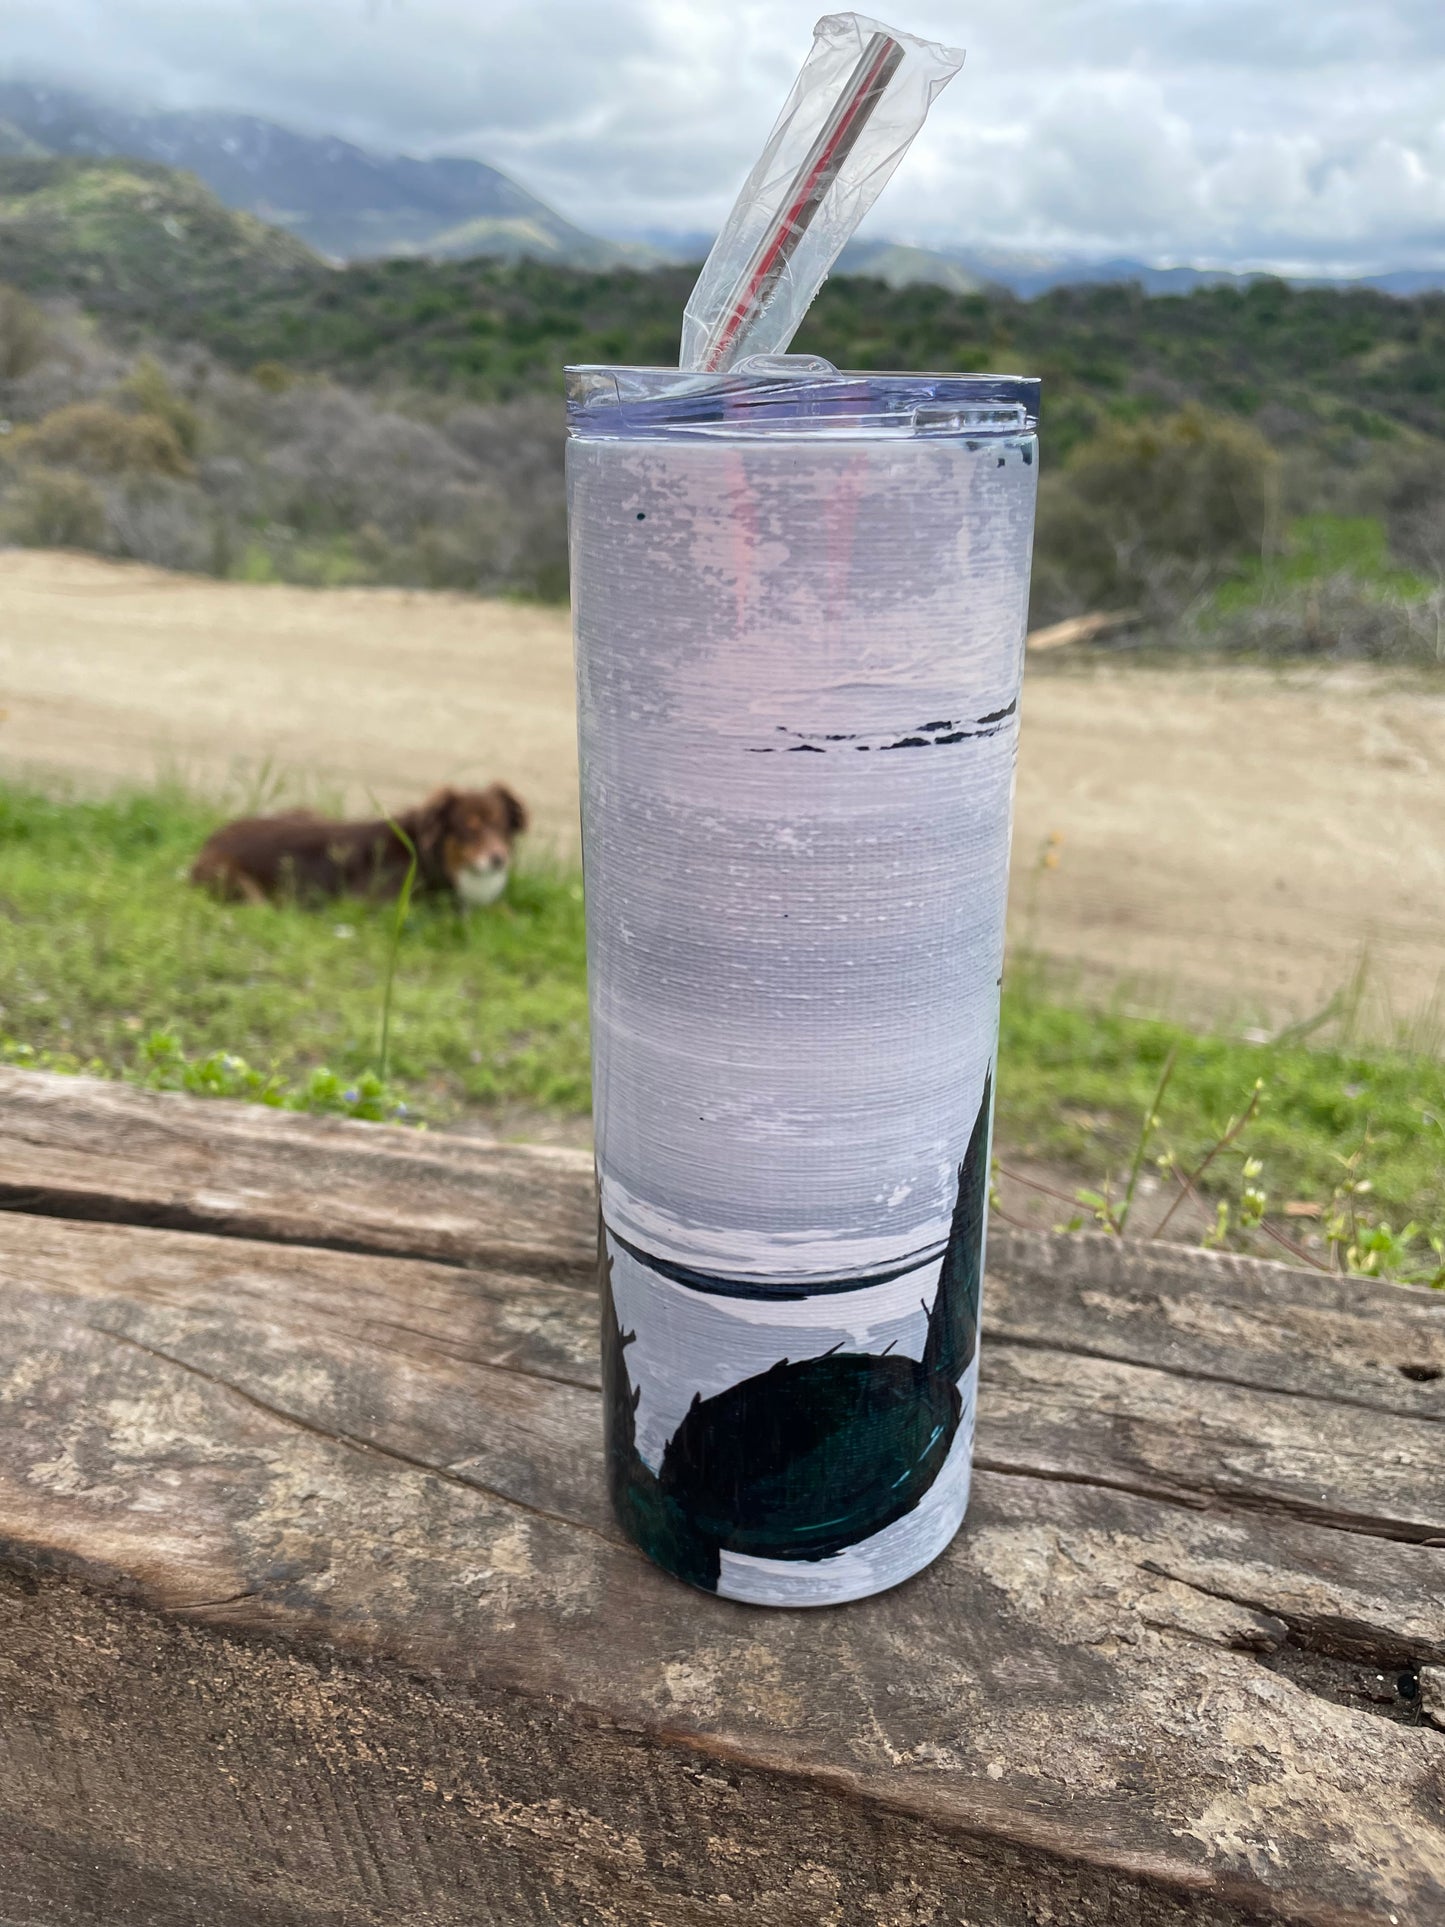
[782, 234, 1443, 301]
[1, 77, 1441, 298]
[0, 79, 652, 268]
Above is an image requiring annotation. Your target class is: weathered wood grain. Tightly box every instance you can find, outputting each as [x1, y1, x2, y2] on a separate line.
[0, 1067, 596, 1273]
[1, 1196, 1443, 1925]
[8, 1072, 1445, 1567]
[987, 1230, 1445, 1425]
[10, 1211, 1445, 1558]
[6, 1065, 1443, 1420]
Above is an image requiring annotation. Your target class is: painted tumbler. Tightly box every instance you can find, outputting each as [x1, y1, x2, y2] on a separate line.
[566, 361, 1039, 1605]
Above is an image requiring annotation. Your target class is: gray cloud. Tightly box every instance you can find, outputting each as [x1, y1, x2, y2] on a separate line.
[3, 0, 1443, 270]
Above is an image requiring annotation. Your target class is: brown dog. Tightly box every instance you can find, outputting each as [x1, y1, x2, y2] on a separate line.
[190, 785, 528, 907]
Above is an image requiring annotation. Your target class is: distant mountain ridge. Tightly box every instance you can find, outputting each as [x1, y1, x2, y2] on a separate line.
[2, 77, 1440, 297]
[905, 247, 1445, 300]
[0, 79, 652, 267]
[631, 231, 1445, 300]
[0, 118, 48, 159]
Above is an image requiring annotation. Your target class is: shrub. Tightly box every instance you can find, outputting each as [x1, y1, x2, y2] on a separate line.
[103, 475, 215, 574]
[121, 354, 202, 458]
[0, 283, 49, 381]
[1382, 446, 1445, 581]
[14, 400, 193, 477]
[250, 360, 295, 394]
[1031, 406, 1280, 623]
[1, 466, 106, 548]
[1198, 573, 1445, 663]
[1, 316, 128, 426]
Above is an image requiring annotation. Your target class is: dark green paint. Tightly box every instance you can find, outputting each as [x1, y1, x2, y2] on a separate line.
[601, 1077, 991, 1594]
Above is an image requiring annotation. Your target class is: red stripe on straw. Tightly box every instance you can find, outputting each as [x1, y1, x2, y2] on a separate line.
[702, 31, 905, 373]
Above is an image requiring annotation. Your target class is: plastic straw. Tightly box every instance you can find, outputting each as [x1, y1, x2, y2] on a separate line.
[681, 14, 965, 375]
[699, 32, 904, 374]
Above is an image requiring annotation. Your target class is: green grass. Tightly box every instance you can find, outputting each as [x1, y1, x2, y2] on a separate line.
[999, 990, 1444, 1230]
[1211, 513, 1434, 617]
[0, 781, 589, 1115]
[2, 780, 1440, 1249]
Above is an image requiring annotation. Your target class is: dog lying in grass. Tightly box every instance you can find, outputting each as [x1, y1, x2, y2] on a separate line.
[191, 785, 528, 907]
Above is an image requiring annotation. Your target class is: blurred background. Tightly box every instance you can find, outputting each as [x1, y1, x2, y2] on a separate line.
[1, 1, 1441, 1274]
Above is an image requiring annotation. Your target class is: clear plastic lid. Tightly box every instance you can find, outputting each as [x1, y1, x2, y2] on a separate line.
[565, 355, 1040, 441]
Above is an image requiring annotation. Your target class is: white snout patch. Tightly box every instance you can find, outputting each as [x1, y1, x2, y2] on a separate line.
[455, 860, 510, 908]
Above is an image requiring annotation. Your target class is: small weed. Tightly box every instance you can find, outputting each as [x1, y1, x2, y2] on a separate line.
[1066, 1046, 1181, 1237]
[1006, 1061, 1443, 1290]
[2, 1027, 411, 1123]
[1317, 1138, 1445, 1288]
[371, 804, 419, 1082]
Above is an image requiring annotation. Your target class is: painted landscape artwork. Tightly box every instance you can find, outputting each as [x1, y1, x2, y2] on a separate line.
[568, 369, 1039, 1603]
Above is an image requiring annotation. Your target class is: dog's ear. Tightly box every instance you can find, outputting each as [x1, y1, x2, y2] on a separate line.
[492, 785, 528, 837]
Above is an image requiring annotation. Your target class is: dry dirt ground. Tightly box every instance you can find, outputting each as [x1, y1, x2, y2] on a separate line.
[3, 548, 1442, 1036]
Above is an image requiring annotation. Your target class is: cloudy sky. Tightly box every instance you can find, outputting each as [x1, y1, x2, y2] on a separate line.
[6, 0, 1445, 272]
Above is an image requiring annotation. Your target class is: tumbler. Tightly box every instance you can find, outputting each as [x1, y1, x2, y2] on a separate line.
[567, 360, 1039, 1605]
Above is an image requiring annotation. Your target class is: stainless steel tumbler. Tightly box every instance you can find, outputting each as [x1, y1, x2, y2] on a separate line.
[567, 360, 1039, 1604]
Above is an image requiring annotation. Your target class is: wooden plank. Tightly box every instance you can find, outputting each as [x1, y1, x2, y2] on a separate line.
[7, 1067, 1445, 1389]
[1, 1208, 1442, 1924]
[11, 1211, 1445, 1556]
[978, 1342, 1445, 1544]
[987, 1229, 1445, 1425]
[0, 1067, 596, 1274]
[6, 1067, 1442, 1430]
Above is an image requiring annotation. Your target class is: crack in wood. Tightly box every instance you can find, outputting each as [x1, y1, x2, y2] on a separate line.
[2, 1188, 595, 1287]
[90, 1325, 624, 1553]
[976, 1456, 1445, 1549]
[993, 1328, 1445, 1426]
[72, 1318, 1445, 1561]
[1137, 1559, 1445, 1669]
[170, 1590, 260, 1613]
[1139, 1555, 1443, 1722]
[359, 1316, 600, 1394]
[1136, 1558, 1445, 1728]
[1259, 1645, 1437, 1727]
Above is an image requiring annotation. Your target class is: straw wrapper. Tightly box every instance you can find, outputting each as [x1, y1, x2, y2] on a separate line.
[681, 13, 964, 374]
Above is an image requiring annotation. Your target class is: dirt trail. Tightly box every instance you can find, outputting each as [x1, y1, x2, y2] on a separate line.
[3, 549, 1442, 1033]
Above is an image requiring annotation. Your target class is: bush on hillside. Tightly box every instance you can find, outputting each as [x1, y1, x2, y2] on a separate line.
[1197, 573, 1444, 663]
[120, 354, 202, 459]
[0, 291, 1432, 633]
[1382, 446, 1445, 582]
[14, 400, 193, 478]
[0, 283, 48, 381]
[1030, 407, 1278, 625]
[0, 305, 568, 595]
[0, 465, 106, 548]
[102, 474, 217, 575]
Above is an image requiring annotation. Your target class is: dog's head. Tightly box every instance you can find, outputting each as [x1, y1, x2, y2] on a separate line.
[416, 784, 528, 906]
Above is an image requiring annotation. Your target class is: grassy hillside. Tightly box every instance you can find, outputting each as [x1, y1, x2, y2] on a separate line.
[0, 120, 48, 160]
[0, 157, 318, 306]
